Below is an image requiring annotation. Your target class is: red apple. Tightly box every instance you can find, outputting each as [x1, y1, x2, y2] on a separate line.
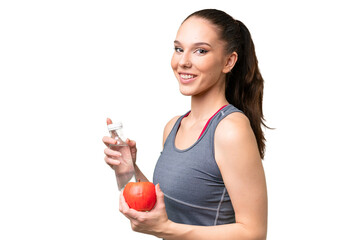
[123, 181, 157, 211]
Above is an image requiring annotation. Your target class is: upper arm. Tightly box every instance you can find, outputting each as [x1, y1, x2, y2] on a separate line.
[163, 116, 180, 147]
[214, 112, 267, 238]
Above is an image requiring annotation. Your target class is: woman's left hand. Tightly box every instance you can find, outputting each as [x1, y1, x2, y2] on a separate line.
[119, 184, 170, 237]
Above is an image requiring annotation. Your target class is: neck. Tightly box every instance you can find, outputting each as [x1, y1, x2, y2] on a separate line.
[189, 80, 228, 121]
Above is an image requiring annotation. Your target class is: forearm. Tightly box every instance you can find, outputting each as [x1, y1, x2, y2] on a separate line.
[134, 163, 149, 182]
[160, 221, 266, 240]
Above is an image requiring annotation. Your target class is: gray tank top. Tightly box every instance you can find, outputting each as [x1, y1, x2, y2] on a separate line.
[153, 104, 243, 226]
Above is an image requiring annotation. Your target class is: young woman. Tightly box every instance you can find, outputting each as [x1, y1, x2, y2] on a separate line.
[103, 9, 268, 240]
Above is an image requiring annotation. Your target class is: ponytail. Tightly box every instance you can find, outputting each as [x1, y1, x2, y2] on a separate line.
[226, 20, 267, 159]
[185, 9, 269, 159]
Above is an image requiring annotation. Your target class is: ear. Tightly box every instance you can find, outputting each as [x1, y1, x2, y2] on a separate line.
[222, 52, 238, 74]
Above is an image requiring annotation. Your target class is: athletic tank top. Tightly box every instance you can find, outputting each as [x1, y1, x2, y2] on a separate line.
[153, 104, 243, 226]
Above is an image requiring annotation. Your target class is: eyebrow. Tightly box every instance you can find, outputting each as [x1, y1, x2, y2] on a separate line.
[174, 40, 212, 48]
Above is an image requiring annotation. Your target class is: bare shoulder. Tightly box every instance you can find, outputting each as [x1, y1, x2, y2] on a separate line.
[215, 111, 255, 143]
[215, 111, 260, 163]
[162, 115, 181, 146]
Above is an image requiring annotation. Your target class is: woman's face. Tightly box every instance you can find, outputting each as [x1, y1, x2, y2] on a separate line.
[171, 17, 232, 96]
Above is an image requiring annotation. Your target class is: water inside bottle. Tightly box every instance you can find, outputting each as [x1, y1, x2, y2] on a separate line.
[109, 143, 136, 190]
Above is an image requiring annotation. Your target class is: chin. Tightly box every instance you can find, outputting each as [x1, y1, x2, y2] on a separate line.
[179, 89, 193, 96]
[179, 86, 196, 96]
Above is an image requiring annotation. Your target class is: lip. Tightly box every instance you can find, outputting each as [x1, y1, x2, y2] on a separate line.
[178, 72, 198, 84]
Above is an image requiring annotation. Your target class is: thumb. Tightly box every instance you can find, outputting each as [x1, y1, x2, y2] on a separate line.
[126, 138, 136, 147]
[155, 184, 165, 205]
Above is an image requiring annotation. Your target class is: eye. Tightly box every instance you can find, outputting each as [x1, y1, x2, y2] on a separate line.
[174, 47, 183, 53]
[194, 48, 208, 55]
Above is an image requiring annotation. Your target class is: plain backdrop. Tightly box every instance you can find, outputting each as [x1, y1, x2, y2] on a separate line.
[1, 0, 359, 239]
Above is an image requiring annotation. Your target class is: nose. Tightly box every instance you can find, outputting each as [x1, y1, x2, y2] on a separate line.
[179, 52, 192, 68]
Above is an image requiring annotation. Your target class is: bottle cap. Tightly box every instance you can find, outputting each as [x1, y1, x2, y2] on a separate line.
[107, 122, 123, 131]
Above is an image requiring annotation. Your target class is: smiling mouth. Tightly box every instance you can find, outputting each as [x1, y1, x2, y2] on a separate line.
[179, 73, 197, 82]
[180, 74, 195, 79]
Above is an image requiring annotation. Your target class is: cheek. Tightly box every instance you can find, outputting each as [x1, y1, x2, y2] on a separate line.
[197, 58, 220, 74]
[171, 53, 178, 71]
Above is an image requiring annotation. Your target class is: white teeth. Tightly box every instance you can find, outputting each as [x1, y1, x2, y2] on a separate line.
[180, 74, 194, 79]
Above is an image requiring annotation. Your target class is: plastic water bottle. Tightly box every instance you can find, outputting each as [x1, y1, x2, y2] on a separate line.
[107, 122, 136, 190]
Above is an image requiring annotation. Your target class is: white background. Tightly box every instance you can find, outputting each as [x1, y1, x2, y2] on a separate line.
[1, 0, 359, 239]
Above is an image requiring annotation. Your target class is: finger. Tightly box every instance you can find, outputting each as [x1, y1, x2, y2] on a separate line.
[107, 118, 113, 125]
[119, 191, 131, 219]
[119, 191, 140, 220]
[104, 148, 122, 158]
[102, 136, 117, 147]
[126, 139, 136, 148]
[130, 148, 137, 162]
[119, 191, 128, 213]
[126, 139, 137, 160]
[104, 156, 120, 167]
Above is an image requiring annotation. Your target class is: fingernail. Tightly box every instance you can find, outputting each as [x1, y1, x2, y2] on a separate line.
[106, 118, 112, 125]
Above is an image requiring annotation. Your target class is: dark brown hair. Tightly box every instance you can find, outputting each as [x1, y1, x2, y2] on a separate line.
[184, 9, 269, 159]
